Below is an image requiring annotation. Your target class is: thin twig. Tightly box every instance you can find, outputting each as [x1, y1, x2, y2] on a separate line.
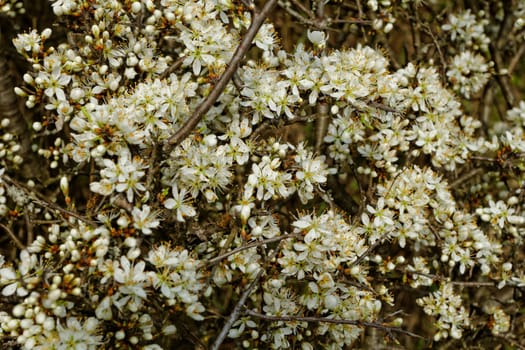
[356, 0, 364, 19]
[448, 167, 483, 189]
[245, 310, 424, 339]
[232, 72, 243, 91]
[315, 102, 329, 153]
[290, 0, 315, 19]
[32, 199, 99, 226]
[159, 55, 185, 80]
[0, 223, 25, 250]
[508, 43, 525, 75]
[493, 334, 525, 350]
[278, 0, 317, 27]
[201, 233, 297, 268]
[491, 43, 516, 108]
[146, 141, 160, 190]
[369, 101, 401, 114]
[423, 24, 447, 79]
[209, 269, 264, 350]
[1, 175, 99, 226]
[240, 0, 255, 9]
[329, 18, 372, 25]
[111, 194, 134, 213]
[278, 0, 338, 31]
[24, 207, 33, 245]
[210, 227, 289, 350]
[353, 238, 383, 266]
[164, 0, 278, 151]
[409, 271, 497, 287]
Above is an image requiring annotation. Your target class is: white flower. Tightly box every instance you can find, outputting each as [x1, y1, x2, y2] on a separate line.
[95, 296, 113, 320]
[366, 197, 394, 228]
[232, 187, 255, 223]
[164, 184, 196, 222]
[446, 51, 491, 98]
[112, 256, 149, 311]
[307, 30, 327, 49]
[490, 308, 510, 335]
[132, 205, 159, 234]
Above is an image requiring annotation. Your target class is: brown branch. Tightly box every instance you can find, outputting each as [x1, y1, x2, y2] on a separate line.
[278, 0, 317, 27]
[201, 233, 297, 268]
[409, 271, 497, 287]
[278, 0, 339, 31]
[210, 269, 264, 350]
[245, 310, 425, 339]
[315, 102, 329, 152]
[159, 55, 185, 80]
[369, 101, 401, 113]
[423, 24, 447, 79]
[1, 174, 99, 226]
[145, 141, 160, 190]
[164, 0, 278, 151]
[353, 238, 382, 266]
[508, 43, 525, 76]
[448, 167, 483, 189]
[0, 222, 25, 250]
[491, 43, 517, 108]
[24, 207, 33, 245]
[329, 18, 372, 25]
[209, 227, 289, 350]
[111, 194, 134, 212]
[491, 6, 517, 108]
[290, 0, 315, 19]
[493, 334, 525, 350]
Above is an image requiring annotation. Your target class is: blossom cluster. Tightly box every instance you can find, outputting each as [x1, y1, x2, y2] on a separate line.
[2, 0, 525, 349]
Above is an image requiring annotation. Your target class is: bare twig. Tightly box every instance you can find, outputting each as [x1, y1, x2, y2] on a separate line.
[315, 102, 329, 152]
[329, 18, 372, 25]
[159, 55, 185, 80]
[291, 0, 315, 19]
[201, 233, 297, 268]
[491, 43, 517, 108]
[493, 334, 525, 350]
[210, 225, 289, 350]
[480, 81, 494, 133]
[353, 238, 383, 266]
[278, 0, 317, 27]
[409, 271, 497, 287]
[1, 174, 99, 226]
[508, 43, 525, 75]
[278, 0, 339, 31]
[24, 207, 33, 245]
[145, 141, 160, 190]
[369, 101, 401, 114]
[111, 194, 134, 213]
[164, 0, 278, 151]
[356, 0, 364, 19]
[0, 222, 25, 250]
[232, 72, 243, 91]
[491, 7, 517, 108]
[448, 167, 483, 189]
[423, 24, 447, 79]
[209, 269, 264, 350]
[245, 310, 425, 339]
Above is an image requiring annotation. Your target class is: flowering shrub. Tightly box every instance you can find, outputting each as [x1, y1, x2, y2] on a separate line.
[1, 0, 525, 348]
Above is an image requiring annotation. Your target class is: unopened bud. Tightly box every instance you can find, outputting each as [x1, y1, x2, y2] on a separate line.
[60, 176, 69, 197]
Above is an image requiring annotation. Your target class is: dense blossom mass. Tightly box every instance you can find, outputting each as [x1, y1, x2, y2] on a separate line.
[1, 0, 525, 348]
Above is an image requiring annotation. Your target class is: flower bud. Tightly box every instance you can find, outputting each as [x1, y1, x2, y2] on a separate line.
[41, 28, 52, 40]
[60, 176, 69, 197]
